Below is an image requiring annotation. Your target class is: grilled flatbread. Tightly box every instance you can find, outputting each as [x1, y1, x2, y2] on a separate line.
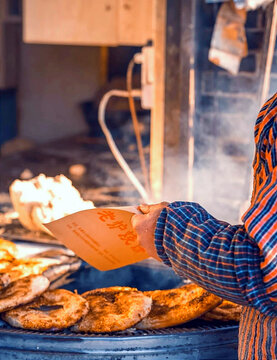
[0, 275, 49, 312]
[38, 249, 81, 283]
[0, 239, 17, 271]
[43, 261, 81, 284]
[0, 249, 15, 271]
[72, 286, 152, 333]
[0, 249, 14, 262]
[30, 249, 76, 262]
[0, 238, 18, 258]
[0, 258, 60, 288]
[0, 260, 14, 271]
[2, 289, 89, 331]
[136, 284, 222, 330]
[201, 300, 242, 322]
[0, 249, 80, 288]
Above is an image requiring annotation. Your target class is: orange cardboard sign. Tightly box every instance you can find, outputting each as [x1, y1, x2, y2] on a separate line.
[44, 207, 148, 271]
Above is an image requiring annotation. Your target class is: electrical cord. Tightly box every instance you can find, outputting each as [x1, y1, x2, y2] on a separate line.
[98, 89, 150, 202]
[126, 58, 151, 196]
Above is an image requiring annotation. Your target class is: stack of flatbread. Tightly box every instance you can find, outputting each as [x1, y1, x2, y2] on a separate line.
[0, 238, 241, 332]
[0, 238, 81, 288]
[0, 238, 88, 330]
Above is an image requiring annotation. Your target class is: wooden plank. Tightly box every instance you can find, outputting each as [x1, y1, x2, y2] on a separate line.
[150, 0, 166, 201]
[117, 0, 153, 45]
[23, 0, 154, 46]
[23, 0, 118, 46]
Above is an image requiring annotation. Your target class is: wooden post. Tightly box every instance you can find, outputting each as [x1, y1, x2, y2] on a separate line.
[150, 0, 195, 202]
[163, 0, 195, 201]
[150, 0, 166, 201]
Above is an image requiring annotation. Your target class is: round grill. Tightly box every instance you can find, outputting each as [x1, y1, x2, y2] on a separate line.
[0, 260, 239, 359]
[0, 320, 238, 360]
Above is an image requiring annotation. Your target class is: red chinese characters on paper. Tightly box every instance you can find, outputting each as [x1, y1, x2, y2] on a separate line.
[118, 231, 146, 254]
[96, 210, 146, 255]
[107, 221, 128, 231]
[118, 230, 136, 245]
[130, 244, 146, 253]
[97, 210, 116, 222]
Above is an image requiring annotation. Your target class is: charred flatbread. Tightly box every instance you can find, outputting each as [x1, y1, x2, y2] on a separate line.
[2, 289, 89, 331]
[72, 286, 152, 333]
[0, 275, 49, 312]
[136, 284, 222, 330]
[201, 299, 242, 322]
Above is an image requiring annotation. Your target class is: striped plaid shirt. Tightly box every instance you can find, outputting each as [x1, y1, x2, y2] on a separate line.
[155, 93, 277, 359]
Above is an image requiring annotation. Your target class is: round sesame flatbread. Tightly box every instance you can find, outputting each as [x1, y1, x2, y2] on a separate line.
[136, 284, 222, 330]
[201, 299, 242, 322]
[2, 289, 89, 331]
[0, 275, 49, 312]
[72, 286, 152, 333]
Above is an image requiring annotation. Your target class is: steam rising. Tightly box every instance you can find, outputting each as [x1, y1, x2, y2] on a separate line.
[162, 99, 259, 225]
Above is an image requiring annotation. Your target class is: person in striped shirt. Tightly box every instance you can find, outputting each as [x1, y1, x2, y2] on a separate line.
[132, 93, 277, 360]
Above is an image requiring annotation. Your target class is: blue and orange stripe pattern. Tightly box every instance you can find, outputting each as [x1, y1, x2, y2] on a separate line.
[239, 307, 277, 360]
[154, 93, 277, 359]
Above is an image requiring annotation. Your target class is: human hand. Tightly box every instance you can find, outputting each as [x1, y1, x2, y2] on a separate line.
[131, 202, 169, 261]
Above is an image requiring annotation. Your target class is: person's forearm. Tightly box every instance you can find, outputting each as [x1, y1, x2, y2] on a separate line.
[155, 201, 277, 316]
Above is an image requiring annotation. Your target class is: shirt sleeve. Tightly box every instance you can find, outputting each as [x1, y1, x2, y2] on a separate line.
[155, 201, 277, 316]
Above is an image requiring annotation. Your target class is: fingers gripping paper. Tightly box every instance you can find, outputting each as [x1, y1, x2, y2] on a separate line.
[44, 208, 148, 271]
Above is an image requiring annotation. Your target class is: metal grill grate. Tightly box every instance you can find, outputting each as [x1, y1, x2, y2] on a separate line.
[0, 315, 239, 359]
[0, 318, 239, 338]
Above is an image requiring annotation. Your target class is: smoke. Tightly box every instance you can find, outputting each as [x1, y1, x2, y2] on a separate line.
[162, 101, 259, 225]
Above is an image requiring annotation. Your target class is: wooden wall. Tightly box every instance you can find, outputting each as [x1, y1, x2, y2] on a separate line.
[23, 0, 153, 46]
